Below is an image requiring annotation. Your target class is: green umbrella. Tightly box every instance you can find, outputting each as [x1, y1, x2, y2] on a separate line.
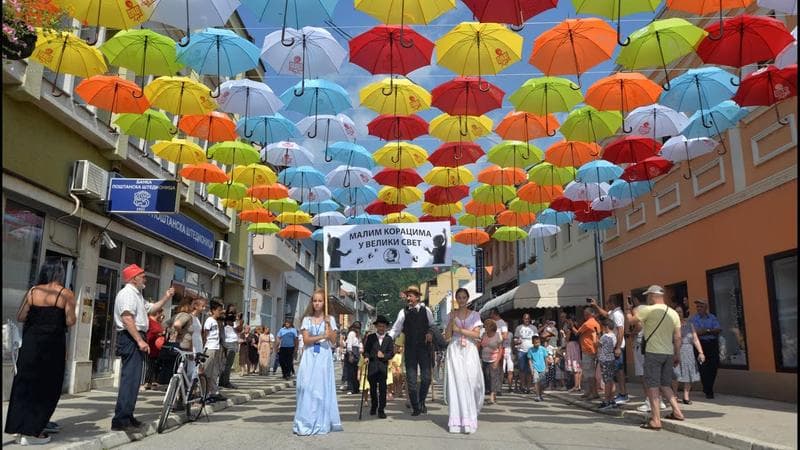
[208, 141, 261, 165]
[560, 106, 622, 143]
[263, 198, 299, 214]
[100, 29, 183, 91]
[572, 0, 661, 46]
[472, 185, 517, 204]
[207, 182, 247, 200]
[248, 222, 280, 234]
[492, 226, 528, 242]
[616, 18, 708, 90]
[487, 140, 544, 169]
[458, 214, 496, 228]
[508, 198, 549, 214]
[114, 110, 176, 142]
[527, 162, 577, 186]
[509, 77, 584, 136]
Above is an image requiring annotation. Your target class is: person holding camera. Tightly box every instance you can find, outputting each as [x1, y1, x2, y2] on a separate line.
[219, 306, 241, 389]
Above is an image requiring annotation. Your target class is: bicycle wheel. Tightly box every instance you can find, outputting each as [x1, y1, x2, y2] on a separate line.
[158, 375, 181, 433]
[185, 374, 208, 422]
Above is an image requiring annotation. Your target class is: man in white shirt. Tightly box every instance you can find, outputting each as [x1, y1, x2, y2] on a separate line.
[219, 307, 241, 389]
[514, 313, 539, 394]
[112, 264, 174, 432]
[591, 297, 629, 404]
[203, 300, 226, 402]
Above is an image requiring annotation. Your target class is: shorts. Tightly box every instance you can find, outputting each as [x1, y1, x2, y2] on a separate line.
[580, 354, 596, 374]
[503, 350, 514, 372]
[518, 351, 530, 374]
[644, 353, 675, 388]
[599, 360, 616, 383]
[532, 370, 545, 384]
[615, 351, 625, 372]
[633, 337, 645, 377]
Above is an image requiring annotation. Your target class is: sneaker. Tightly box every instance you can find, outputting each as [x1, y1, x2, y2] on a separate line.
[599, 402, 618, 411]
[636, 402, 651, 412]
[17, 434, 51, 445]
[538, 395, 544, 402]
[614, 394, 630, 405]
[212, 394, 228, 402]
[129, 417, 143, 428]
[43, 422, 61, 433]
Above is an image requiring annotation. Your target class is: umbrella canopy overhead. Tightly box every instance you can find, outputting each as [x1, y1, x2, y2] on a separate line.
[463, 0, 557, 26]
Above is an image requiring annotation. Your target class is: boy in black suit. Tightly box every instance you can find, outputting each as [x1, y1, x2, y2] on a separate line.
[365, 315, 395, 418]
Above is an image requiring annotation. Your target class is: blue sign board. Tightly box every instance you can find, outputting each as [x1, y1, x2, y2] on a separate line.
[108, 178, 179, 214]
[118, 212, 215, 260]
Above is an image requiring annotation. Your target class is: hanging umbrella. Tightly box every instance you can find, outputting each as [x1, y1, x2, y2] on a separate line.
[232, 164, 278, 186]
[666, 0, 754, 40]
[775, 27, 797, 69]
[495, 111, 558, 141]
[75, 75, 150, 127]
[545, 141, 600, 168]
[264, 141, 315, 167]
[276, 211, 312, 225]
[425, 185, 470, 205]
[327, 142, 375, 169]
[493, 226, 528, 242]
[625, 104, 689, 140]
[289, 186, 332, 202]
[373, 142, 429, 169]
[464, 0, 556, 27]
[527, 162, 577, 186]
[345, 214, 384, 225]
[429, 114, 493, 142]
[478, 166, 527, 186]
[300, 200, 341, 214]
[341, 205, 366, 217]
[144, 76, 217, 116]
[312, 211, 347, 227]
[114, 110, 177, 145]
[472, 185, 517, 204]
[365, 200, 406, 215]
[681, 100, 749, 155]
[349, 25, 434, 86]
[616, 18, 708, 90]
[576, 160, 623, 183]
[241, 0, 336, 48]
[428, 142, 484, 167]
[591, 195, 633, 211]
[377, 186, 423, 205]
[602, 136, 662, 164]
[537, 208, 575, 226]
[180, 162, 229, 183]
[419, 215, 456, 225]
[374, 168, 424, 187]
[607, 179, 653, 200]
[296, 114, 356, 158]
[360, 78, 431, 115]
[179, 112, 238, 143]
[435, 22, 524, 89]
[32, 29, 108, 96]
[208, 182, 247, 200]
[619, 157, 674, 196]
[431, 76, 504, 117]
[509, 198, 549, 214]
[278, 166, 327, 188]
[100, 29, 183, 91]
[732, 65, 797, 125]
[487, 140, 544, 168]
[264, 198, 300, 214]
[217, 80, 284, 137]
[453, 228, 490, 246]
[208, 140, 261, 165]
[497, 210, 536, 227]
[517, 183, 564, 204]
[563, 181, 610, 202]
[422, 202, 462, 216]
[660, 135, 719, 179]
[278, 224, 313, 240]
[458, 214, 495, 227]
[149, 0, 241, 47]
[176, 28, 261, 97]
[578, 217, 616, 232]
[465, 200, 506, 216]
[248, 222, 281, 234]
[333, 186, 379, 206]
[572, 0, 661, 46]
[59, 0, 154, 44]
[326, 165, 373, 189]
[424, 167, 474, 187]
[368, 115, 428, 141]
[246, 183, 290, 201]
[529, 222, 561, 239]
[550, 196, 590, 213]
[574, 208, 613, 223]
[509, 77, 584, 136]
[530, 18, 616, 89]
[659, 67, 738, 118]
[281, 79, 352, 119]
[560, 106, 622, 143]
[224, 198, 265, 212]
[152, 139, 206, 165]
[236, 114, 299, 145]
[355, 0, 454, 50]
[585, 72, 663, 132]
[239, 209, 276, 223]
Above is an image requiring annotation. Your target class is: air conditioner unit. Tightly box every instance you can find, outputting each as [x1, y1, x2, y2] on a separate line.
[70, 160, 109, 200]
[213, 240, 230, 264]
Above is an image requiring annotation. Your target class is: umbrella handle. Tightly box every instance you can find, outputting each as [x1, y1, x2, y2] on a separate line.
[280, 0, 295, 47]
[84, 3, 102, 45]
[210, 85, 221, 98]
[307, 118, 319, 139]
[477, 75, 491, 93]
[682, 163, 693, 180]
[244, 126, 255, 139]
[381, 77, 395, 96]
[459, 115, 469, 137]
[343, 170, 352, 189]
[622, 119, 632, 133]
[730, 75, 740, 87]
[702, 115, 714, 129]
[398, 0, 415, 48]
[177, 0, 191, 47]
[717, 138, 728, 156]
[776, 104, 789, 125]
[615, 0, 630, 46]
[707, 9, 725, 41]
[293, 77, 305, 97]
[569, 77, 582, 91]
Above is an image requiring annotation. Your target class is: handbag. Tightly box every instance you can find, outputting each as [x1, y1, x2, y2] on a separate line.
[641, 307, 669, 355]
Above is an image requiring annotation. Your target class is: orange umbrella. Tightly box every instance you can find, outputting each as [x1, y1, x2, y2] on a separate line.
[239, 209, 276, 223]
[180, 163, 229, 183]
[246, 183, 289, 200]
[517, 183, 563, 203]
[75, 75, 150, 127]
[497, 210, 536, 227]
[278, 224, 312, 240]
[477, 166, 527, 186]
[178, 111, 238, 143]
[465, 200, 505, 216]
[495, 111, 558, 141]
[453, 228, 490, 246]
[529, 18, 617, 89]
[666, 0, 754, 40]
[545, 141, 601, 168]
[585, 73, 662, 132]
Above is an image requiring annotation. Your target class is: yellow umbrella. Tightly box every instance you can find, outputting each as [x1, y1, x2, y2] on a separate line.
[435, 22, 523, 87]
[60, 0, 154, 43]
[276, 211, 312, 225]
[360, 78, 431, 115]
[32, 30, 107, 96]
[151, 139, 206, 164]
[378, 186, 423, 205]
[422, 201, 462, 216]
[424, 166, 473, 187]
[383, 212, 419, 224]
[222, 198, 265, 211]
[373, 142, 428, 169]
[429, 113, 493, 141]
[230, 164, 278, 186]
[354, 0, 455, 24]
[143, 76, 217, 116]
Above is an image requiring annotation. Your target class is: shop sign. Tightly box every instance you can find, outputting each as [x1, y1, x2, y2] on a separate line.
[118, 212, 215, 260]
[107, 178, 179, 214]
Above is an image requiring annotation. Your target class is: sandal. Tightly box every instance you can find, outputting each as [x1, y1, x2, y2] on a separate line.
[682, 399, 692, 405]
[640, 422, 662, 431]
[665, 413, 685, 421]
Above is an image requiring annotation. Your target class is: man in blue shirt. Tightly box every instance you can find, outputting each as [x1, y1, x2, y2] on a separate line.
[689, 299, 721, 399]
[276, 319, 299, 380]
[527, 336, 549, 402]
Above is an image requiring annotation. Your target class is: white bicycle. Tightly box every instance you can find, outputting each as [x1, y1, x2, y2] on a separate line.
[157, 347, 209, 433]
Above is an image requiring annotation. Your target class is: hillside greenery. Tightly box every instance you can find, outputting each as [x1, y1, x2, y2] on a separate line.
[339, 268, 437, 321]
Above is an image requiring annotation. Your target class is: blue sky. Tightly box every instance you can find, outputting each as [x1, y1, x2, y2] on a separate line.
[235, 1, 661, 265]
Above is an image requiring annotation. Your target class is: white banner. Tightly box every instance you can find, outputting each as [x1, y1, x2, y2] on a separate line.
[323, 222, 452, 272]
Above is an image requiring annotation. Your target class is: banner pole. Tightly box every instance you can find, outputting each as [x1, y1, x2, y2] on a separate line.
[324, 270, 329, 317]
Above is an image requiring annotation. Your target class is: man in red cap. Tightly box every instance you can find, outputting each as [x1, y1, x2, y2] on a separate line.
[112, 264, 175, 432]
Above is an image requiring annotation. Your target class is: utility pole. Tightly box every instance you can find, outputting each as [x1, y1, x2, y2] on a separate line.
[242, 233, 253, 325]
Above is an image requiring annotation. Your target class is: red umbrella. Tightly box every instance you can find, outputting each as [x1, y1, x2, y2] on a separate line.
[428, 142, 484, 167]
[621, 156, 674, 183]
[550, 196, 590, 213]
[463, 0, 558, 27]
[365, 200, 406, 215]
[602, 136, 662, 164]
[732, 64, 797, 125]
[367, 114, 428, 140]
[374, 168, 424, 187]
[425, 185, 470, 205]
[431, 77, 504, 117]
[697, 15, 794, 82]
[349, 25, 434, 94]
[419, 215, 456, 225]
[575, 208, 613, 223]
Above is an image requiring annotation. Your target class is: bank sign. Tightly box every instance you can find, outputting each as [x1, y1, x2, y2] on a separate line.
[108, 178, 179, 214]
[119, 213, 215, 260]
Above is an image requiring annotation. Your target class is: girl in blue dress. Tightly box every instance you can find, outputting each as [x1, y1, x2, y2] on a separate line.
[293, 289, 343, 436]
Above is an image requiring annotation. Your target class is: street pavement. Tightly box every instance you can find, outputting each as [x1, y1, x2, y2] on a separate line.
[122, 383, 726, 450]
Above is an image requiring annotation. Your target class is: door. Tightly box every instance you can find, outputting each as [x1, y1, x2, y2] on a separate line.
[45, 251, 77, 390]
[91, 266, 118, 376]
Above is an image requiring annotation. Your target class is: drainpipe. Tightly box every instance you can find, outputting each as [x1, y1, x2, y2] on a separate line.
[594, 231, 604, 302]
[243, 233, 253, 325]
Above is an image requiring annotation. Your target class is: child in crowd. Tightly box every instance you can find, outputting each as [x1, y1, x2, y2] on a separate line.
[389, 344, 404, 401]
[527, 335, 549, 402]
[598, 318, 618, 410]
[545, 341, 558, 391]
[554, 349, 567, 390]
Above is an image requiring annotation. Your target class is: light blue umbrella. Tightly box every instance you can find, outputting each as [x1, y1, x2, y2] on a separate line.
[312, 211, 347, 227]
[578, 217, 616, 232]
[576, 160, 623, 183]
[345, 214, 383, 225]
[326, 165, 373, 189]
[278, 166, 327, 189]
[536, 208, 575, 226]
[311, 228, 325, 241]
[176, 28, 261, 97]
[218, 79, 284, 125]
[659, 67, 738, 114]
[289, 185, 332, 202]
[236, 114, 299, 145]
[300, 200, 340, 214]
[280, 79, 351, 116]
[681, 100, 750, 155]
[608, 179, 652, 200]
[333, 186, 378, 205]
[240, 0, 337, 49]
[328, 142, 375, 169]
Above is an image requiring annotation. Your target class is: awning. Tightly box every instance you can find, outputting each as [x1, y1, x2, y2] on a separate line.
[327, 295, 355, 316]
[513, 278, 595, 310]
[478, 286, 518, 315]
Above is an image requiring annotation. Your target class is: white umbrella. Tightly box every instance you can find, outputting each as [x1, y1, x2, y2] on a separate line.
[262, 141, 314, 167]
[528, 223, 560, 238]
[296, 114, 356, 141]
[217, 79, 283, 117]
[289, 186, 332, 202]
[344, 205, 367, 216]
[326, 165, 373, 189]
[591, 195, 633, 211]
[312, 211, 347, 227]
[776, 27, 797, 69]
[625, 104, 689, 139]
[660, 135, 719, 180]
[564, 181, 610, 202]
[262, 27, 346, 76]
[149, 0, 240, 45]
[757, 0, 796, 14]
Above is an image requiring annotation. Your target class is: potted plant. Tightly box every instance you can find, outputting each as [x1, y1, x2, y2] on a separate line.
[2, 0, 68, 61]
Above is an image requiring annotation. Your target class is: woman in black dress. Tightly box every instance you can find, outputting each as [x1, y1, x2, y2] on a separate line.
[5, 261, 76, 445]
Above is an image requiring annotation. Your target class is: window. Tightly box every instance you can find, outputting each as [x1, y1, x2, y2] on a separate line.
[766, 250, 797, 372]
[260, 294, 273, 329]
[562, 223, 571, 245]
[124, 246, 143, 266]
[174, 264, 187, 282]
[707, 264, 748, 369]
[145, 253, 162, 275]
[2, 200, 45, 330]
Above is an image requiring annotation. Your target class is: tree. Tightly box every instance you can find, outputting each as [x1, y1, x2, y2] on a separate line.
[340, 268, 436, 321]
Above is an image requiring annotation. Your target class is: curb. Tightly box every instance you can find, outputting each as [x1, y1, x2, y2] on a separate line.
[53, 381, 294, 450]
[547, 392, 793, 450]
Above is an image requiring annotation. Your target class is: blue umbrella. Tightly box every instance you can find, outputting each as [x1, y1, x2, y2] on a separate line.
[280, 79, 351, 120]
[311, 228, 325, 241]
[278, 166, 327, 190]
[578, 217, 616, 232]
[328, 141, 375, 169]
[537, 208, 575, 226]
[681, 100, 750, 155]
[576, 160, 623, 183]
[345, 214, 383, 225]
[236, 114, 299, 145]
[300, 200, 341, 214]
[333, 186, 378, 206]
[240, 0, 337, 48]
[608, 179, 652, 200]
[659, 68, 738, 114]
[176, 28, 261, 97]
